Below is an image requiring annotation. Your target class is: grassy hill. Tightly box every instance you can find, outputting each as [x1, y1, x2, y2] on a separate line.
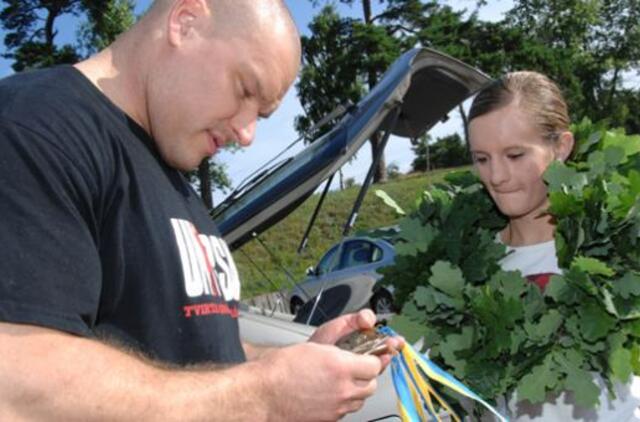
[234, 167, 469, 298]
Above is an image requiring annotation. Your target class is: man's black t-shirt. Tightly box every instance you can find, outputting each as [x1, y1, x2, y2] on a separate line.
[0, 66, 245, 364]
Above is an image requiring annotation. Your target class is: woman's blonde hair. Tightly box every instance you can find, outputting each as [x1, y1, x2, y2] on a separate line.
[469, 71, 570, 144]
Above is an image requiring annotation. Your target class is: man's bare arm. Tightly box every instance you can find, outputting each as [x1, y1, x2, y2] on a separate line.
[0, 322, 382, 421]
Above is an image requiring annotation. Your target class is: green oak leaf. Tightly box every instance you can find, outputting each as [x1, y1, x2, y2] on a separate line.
[572, 256, 615, 277]
[429, 261, 465, 298]
[413, 286, 438, 312]
[524, 310, 563, 343]
[545, 275, 579, 305]
[611, 273, 640, 299]
[395, 218, 436, 257]
[544, 161, 588, 193]
[388, 313, 428, 345]
[587, 151, 607, 177]
[578, 300, 617, 342]
[438, 326, 474, 373]
[375, 189, 405, 215]
[602, 133, 640, 163]
[489, 270, 528, 301]
[577, 130, 602, 156]
[604, 146, 626, 167]
[517, 355, 559, 404]
[549, 191, 583, 217]
[555, 349, 601, 408]
[564, 369, 601, 408]
[609, 332, 633, 383]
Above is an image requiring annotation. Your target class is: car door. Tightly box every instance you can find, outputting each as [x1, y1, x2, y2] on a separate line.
[328, 239, 384, 312]
[300, 244, 340, 299]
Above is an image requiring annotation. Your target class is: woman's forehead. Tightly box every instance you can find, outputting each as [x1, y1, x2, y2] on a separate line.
[469, 104, 549, 151]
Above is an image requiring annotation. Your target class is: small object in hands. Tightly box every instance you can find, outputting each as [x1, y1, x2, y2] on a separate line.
[336, 329, 391, 356]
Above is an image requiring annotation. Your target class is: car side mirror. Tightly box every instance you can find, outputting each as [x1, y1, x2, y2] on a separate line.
[306, 266, 316, 276]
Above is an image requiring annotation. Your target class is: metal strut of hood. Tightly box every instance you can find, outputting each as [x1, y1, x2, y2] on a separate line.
[305, 106, 402, 325]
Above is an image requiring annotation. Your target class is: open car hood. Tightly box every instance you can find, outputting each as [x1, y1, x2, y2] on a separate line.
[212, 48, 491, 249]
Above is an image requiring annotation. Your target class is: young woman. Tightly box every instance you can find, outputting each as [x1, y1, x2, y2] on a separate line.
[467, 71, 640, 421]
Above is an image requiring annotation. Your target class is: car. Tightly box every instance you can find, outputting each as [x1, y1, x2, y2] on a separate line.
[288, 236, 396, 316]
[213, 47, 491, 421]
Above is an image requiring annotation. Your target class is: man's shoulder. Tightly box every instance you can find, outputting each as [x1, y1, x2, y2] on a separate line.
[0, 66, 111, 131]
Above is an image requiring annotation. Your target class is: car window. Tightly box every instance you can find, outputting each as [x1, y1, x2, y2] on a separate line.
[371, 244, 383, 262]
[316, 245, 339, 275]
[337, 240, 381, 270]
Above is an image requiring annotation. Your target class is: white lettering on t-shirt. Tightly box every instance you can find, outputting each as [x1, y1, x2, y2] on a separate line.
[170, 218, 240, 301]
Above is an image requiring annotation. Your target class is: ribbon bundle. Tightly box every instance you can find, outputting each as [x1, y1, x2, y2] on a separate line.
[379, 326, 509, 422]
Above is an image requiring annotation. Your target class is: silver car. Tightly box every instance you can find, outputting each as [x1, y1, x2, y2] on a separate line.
[289, 236, 396, 316]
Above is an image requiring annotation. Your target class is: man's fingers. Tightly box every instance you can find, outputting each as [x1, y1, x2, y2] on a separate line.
[309, 310, 376, 344]
[355, 309, 376, 330]
[347, 353, 382, 380]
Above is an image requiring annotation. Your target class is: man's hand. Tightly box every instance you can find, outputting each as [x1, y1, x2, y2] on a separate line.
[258, 341, 382, 421]
[309, 309, 404, 370]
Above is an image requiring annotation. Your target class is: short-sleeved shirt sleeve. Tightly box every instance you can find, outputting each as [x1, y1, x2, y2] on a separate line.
[0, 119, 101, 336]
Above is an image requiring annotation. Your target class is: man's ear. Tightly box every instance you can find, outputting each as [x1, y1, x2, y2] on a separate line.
[167, 0, 210, 47]
[555, 131, 575, 162]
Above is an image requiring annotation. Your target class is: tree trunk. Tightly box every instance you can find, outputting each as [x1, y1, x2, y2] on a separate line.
[44, 6, 60, 47]
[198, 159, 213, 209]
[362, 0, 372, 22]
[361, 0, 387, 183]
[606, 66, 621, 117]
[370, 131, 387, 182]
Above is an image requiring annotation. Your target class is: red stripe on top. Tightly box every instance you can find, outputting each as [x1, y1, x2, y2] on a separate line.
[526, 273, 555, 291]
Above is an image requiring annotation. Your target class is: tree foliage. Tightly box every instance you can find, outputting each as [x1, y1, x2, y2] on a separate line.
[296, 2, 404, 183]
[505, 0, 640, 132]
[0, 0, 135, 71]
[412, 133, 469, 172]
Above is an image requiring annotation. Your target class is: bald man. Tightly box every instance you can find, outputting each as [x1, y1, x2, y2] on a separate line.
[0, 1, 400, 420]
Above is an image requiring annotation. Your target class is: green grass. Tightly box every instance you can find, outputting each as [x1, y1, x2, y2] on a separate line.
[235, 167, 469, 298]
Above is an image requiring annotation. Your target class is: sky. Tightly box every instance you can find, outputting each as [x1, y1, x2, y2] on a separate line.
[0, 0, 515, 203]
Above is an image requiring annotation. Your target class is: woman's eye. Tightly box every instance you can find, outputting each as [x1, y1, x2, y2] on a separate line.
[473, 156, 487, 164]
[508, 153, 524, 160]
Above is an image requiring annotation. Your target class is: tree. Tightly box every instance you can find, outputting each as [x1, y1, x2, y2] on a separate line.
[505, 0, 640, 132]
[186, 159, 233, 210]
[79, 0, 136, 54]
[411, 134, 431, 172]
[412, 133, 469, 172]
[297, 2, 402, 183]
[0, 0, 135, 71]
[0, 0, 82, 71]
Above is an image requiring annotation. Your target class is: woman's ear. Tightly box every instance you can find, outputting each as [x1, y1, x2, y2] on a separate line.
[555, 131, 575, 162]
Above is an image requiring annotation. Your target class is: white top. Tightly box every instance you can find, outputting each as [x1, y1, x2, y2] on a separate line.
[488, 236, 640, 421]
[499, 238, 561, 277]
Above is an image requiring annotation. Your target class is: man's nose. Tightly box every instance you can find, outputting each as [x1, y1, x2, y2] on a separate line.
[231, 108, 258, 147]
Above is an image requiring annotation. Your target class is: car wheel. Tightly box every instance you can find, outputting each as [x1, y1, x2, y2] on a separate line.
[370, 290, 394, 314]
[290, 297, 304, 315]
